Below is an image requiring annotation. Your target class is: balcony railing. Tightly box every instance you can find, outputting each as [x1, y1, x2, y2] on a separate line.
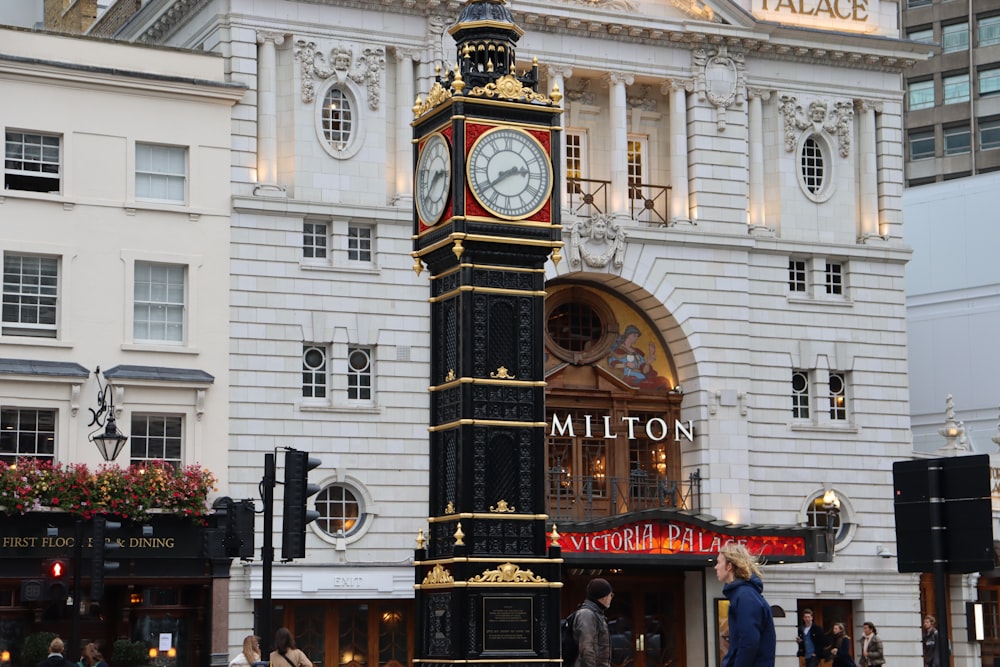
[567, 177, 609, 217]
[547, 469, 702, 523]
[566, 177, 671, 225]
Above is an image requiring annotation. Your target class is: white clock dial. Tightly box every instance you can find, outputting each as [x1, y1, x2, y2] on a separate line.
[467, 127, 552, 220]
[415, 133, 451, 226]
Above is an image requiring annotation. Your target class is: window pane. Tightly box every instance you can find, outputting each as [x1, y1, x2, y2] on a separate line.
[135, 144, 186, 203]
[908, 80, 935, 110]
[801, 136, 824, 194]
[981, 68, 1000, 96]
[979, 16, 1000, 47]
[0, 408, 56, 463]
[322, 88, 353, 150]
[133, 261, 185, 343]
[981, 119, 1000, 150]
[910, 131, 935, 159]
[943, 74, 970, 104]
[2, 253, 58, 337]
[129, 414, 183, 466]
[907, 28, 934, 43]
[942, 23, 969, 53]
[944, 126, 971, 155]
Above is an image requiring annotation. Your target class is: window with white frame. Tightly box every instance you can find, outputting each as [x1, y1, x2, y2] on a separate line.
[627, 136, 646, 200]
[980, 67, 1000, 96]
[2, 253, 58, 338]
[806, 491, 845, 539]
[800, 135, 825, 195]
[133, 261, 185, 343]
[347, 224, 372, 263]
[907, 27, 934, 43]
[943, 73, 970, 105]
[943, 125, 971, 156]
[908, 80, 935, 110]
[792, 371, 810, 419]
[978, 15, 1000, 47]
[347, 347, 372, 401]
[828, 373, 847, 421]
[303, 221, 328, 260]
[909, 129, 935, 160]
[129, 414, 183, 467]
[981, 118, 1000, 150]
[321, 87, 353, 152]
[825, 262, 843, 295]
[789, 259, 807, 293]
[565, 130, 586, 195]
[135, 143, 187, 203]
[0, 407, 56, 462]
[303, 344, 328, 398]
[316, 484, 363, 536]
[4, 131, 61, 193]
[942, 22, 969, 52]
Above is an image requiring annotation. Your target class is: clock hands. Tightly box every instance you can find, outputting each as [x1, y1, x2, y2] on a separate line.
[488, 165, 529, 188]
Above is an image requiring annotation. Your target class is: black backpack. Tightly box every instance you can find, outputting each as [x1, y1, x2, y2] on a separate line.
[560, 610, 579, 667]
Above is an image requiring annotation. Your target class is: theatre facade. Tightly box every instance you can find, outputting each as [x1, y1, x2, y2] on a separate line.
[104, 0, 933, 664]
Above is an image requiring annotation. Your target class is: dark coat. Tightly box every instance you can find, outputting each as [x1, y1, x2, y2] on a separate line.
[573, 599, 611, 667]
[859, 633, 884, 667]
[797, 623, 826, 659]
[722, 575, 776, 667]
[829, 634, 856, 667]
[36, 655, 75, 667]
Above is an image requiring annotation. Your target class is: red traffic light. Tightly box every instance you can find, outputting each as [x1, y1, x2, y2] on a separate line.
[47, 559, 67, 578]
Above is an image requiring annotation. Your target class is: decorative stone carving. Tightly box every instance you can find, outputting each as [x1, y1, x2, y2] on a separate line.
[551, 0, 637, 10]
[626, 85, 657, 112]
[778, 95, 854, 158]
[693, 46, 745, 131]
[563, 79, 595, 106]
[293, 40, 386, 110]
[568, 214, 627, 270]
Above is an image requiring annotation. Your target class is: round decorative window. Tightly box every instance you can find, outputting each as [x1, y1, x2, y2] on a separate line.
[315, 83, 363, 159]
[544, 288, 616, 365]
[315, 483, 363, 537]
[796, 133, 834, 203]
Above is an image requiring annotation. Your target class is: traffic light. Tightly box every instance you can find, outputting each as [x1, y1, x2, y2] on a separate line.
[91, 515, 122, 602]
[44, 558, 69, 602]
[281, 449, 321, 560]
[225, 498, 256, 559]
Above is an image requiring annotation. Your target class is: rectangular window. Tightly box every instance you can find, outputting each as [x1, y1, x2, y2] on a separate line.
[943, 125, 971, 156]
[907, 28, 934, 43]
[303, 221, 328, 259]
[792, 371, 810, 419]
[942, 23, 969, 53]
[4, 131, 61, 193]
[788, 259, 807, 293]
[829, 373, 847, 421]
[943, 74, 970, 105]
[825, 262, 843, 295]
[347, 225, 372, 262]
[302, 344, 328, 399]
[2, 253, 58, 338]
[133, 261, 185, 343]
[908, 80, 935, 110]
[909, 130, 935, 160]
[135, 143, 186, 203]
[982, 118, 1000, 150]
[627, 136, 646, 200]
[907, 0, 931, 6]
[978, 15, 1000, 46]
[565, 131, 586, 194]
[980, 68, 1000, 97]
[347, 347, 372, 401]
[130, 414, 183, 467]
[0, 407, 56, 463]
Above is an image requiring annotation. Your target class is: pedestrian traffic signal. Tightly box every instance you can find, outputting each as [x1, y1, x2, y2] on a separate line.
[91, 515, 122, 602]
[281, 449, 321, 560]
[44, 558, 69, 602]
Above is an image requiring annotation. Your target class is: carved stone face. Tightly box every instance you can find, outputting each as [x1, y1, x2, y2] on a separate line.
[592, 219, 607, 239]
[333, 49, 351, 70]
[809, 101, 827, 123]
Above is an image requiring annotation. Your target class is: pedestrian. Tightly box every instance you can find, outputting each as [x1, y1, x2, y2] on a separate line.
[78, 642, 108, 667]
[796, 608, 825, 667]
[269, 628, 311, 667]
[715, 543, 776, 667]
[229, 635, 261, 667]
[828, 623, 856, 667]
[573, 577, 613, 667]
[36, 638, 75, 667]
[922, 615, 939, 667]
[858, 622, 884, 667]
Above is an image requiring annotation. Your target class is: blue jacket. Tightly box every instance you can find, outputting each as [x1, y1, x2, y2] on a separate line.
[722, 575, 776, 667]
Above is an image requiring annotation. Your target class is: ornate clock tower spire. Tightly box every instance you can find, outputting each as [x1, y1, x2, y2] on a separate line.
[412, 1, 564, 666]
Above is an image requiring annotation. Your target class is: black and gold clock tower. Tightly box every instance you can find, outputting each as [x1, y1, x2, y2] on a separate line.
[411, 1, 564, 666]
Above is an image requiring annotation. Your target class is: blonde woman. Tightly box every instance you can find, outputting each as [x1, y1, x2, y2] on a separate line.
[229, 635, 260, 667]
[714, 543, 776, 667]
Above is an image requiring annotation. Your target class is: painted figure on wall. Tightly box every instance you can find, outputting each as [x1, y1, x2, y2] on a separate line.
[607, 325, 669, 391]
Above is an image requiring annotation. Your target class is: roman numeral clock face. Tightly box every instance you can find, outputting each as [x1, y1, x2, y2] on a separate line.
[467, 127, 553, 220]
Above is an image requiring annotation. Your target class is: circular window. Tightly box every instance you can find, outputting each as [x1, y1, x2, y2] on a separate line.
[803, 489, 856, 550]
[544, 288, 617, 365]
[315, 83, 363, 159]
[796, 133, 834, 203]
[316, 484, 363, 537]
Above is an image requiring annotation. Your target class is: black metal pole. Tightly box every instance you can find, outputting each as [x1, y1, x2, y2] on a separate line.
[928, 461, 951, 667]
[70, 518, 83, 662]
[258, 453, 275, 659]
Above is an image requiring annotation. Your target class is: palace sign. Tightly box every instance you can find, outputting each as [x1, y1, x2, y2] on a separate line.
[752, 0, 880, 34]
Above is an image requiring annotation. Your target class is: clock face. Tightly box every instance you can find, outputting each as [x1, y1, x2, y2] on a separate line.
[415, 133, 451, 226]
[467, 127, 552, 220]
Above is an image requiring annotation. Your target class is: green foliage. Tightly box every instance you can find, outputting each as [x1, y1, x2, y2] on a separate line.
[112, 639, 148, 667]
[21, 632, 57, 667]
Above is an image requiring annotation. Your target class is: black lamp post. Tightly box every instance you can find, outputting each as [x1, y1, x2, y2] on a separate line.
[823, 489, 841, 557]
[88, 367, 128, 462]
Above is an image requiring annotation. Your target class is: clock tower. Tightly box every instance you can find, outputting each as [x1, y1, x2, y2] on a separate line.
[411, 1, 564, 666]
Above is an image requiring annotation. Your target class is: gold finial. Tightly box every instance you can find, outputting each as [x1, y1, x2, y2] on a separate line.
[490, 366, 515, 379]
[462, 44, 473, 60]
[435, 62, 442, 76]
[550, 525, 561, 547]
[454, 521, 465, 546]
[445, 369, 456, 382]
[411, 253, 424, 275]
[487, 59, 494, 73]
[452, 238, 465, 259]
[452, 65, 465, 94]
[445, 501, 456, 514]
[412, 94, 423, 116]
[551, 246, 562, 266]
[416, 528, 426, 549]
[533, 56, 538, 65]
[550, 82, 563, 105]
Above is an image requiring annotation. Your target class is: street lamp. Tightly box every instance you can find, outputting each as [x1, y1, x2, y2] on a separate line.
[822, 488, 841, 556]
[87, 367, 128, 462]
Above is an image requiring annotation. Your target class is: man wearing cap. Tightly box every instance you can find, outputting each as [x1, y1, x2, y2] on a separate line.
[573, 577, 613, 667]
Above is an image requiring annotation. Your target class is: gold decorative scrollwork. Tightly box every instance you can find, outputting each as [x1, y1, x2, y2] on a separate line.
[414, 81, 454, 118]
[445, 369, 456, 382]
[468, 74, 554, 104]
[490, 366, 515, 379]
[490, 499, 516, 513]
[445, 501, 456, 514]
[469, 562, 548, 584]
[423, 563, 455, 585]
